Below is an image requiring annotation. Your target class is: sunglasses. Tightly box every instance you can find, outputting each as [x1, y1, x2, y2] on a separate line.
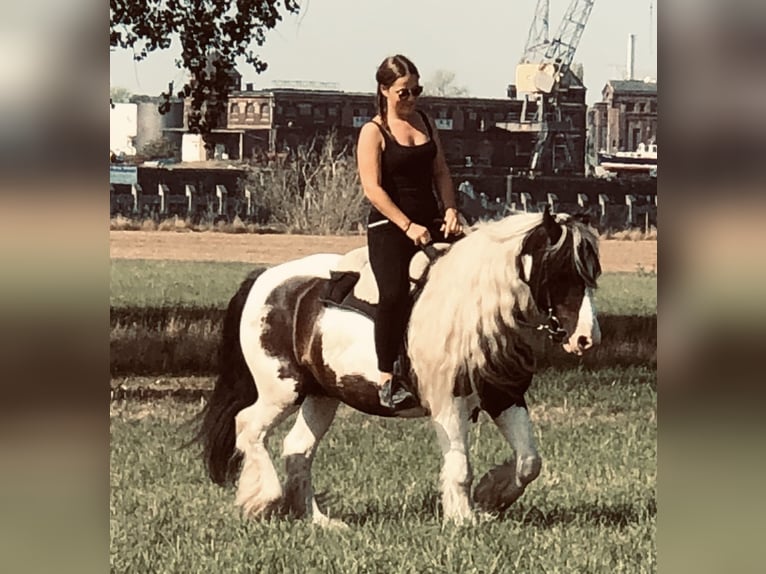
[396, 85, 423, 99]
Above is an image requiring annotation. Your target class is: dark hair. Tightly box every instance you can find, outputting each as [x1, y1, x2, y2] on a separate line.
[375, 54, 419, 131]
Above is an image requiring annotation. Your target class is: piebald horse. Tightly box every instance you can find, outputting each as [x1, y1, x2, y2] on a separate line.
[196, 208, 601, 525]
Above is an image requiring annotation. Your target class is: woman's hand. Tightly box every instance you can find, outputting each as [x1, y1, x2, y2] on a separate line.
[441, 207, 463, 238]
[404, 222, 431, 246]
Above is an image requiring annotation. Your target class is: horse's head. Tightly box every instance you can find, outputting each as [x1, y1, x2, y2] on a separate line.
[518, 207, 602, 355]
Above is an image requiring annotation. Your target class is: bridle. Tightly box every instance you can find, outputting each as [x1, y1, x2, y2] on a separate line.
[516, 253, 570, 343]
[535, 308, 568, 342]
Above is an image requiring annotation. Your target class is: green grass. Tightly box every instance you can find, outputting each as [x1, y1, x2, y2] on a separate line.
[110, 260, 261, 308]
[111, 367, 656, 573]
[595, 273, 657, 316]
[110, 259, 656, 315]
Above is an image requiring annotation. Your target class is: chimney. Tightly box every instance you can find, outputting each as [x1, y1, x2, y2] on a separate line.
[627, 34, 635, 80]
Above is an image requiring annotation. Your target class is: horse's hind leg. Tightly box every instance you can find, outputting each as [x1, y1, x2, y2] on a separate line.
[281, 395, 342, 526]
[234, 398, 298, 518]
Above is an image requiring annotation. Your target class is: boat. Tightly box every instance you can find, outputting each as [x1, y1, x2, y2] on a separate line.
[597, 142, 657, 175]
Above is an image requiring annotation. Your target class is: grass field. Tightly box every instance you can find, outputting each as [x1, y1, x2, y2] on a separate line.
[110, 367, 656, 573]
[110, 259, 657, 316]
[110, 255, 656, 572]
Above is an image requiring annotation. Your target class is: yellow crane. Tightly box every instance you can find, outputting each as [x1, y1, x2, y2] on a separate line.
[512, 0, 595, 174]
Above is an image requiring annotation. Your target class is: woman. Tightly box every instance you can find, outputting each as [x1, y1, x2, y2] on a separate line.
[356, 54, 464, 409]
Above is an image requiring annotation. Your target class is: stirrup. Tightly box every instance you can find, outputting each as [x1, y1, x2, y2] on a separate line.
[378, 376, 415, 409]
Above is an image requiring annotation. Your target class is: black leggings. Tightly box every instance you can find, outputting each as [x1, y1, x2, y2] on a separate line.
[367, 220, 456, 372]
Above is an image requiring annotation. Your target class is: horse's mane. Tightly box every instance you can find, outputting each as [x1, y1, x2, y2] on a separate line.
[407, 212, 599, 411]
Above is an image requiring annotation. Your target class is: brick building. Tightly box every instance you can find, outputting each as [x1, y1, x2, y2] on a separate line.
[587, 79, 657, 158]
[193, 83, 587, 175]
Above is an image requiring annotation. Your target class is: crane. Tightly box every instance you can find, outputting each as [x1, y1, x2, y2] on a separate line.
[513, 0, 595, 174]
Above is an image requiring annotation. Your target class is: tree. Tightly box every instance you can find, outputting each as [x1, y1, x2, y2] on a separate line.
[110, 0, 300, 150]
[139, 137, 181, 161]
[110, 86, 132, 104]
[423, 70, 469, 97]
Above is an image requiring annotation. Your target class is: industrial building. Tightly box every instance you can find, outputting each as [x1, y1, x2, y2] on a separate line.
[187, 79, 586, 177]
[587, 79, 657, 157]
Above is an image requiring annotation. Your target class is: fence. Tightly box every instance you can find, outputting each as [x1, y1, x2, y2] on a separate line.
[459, 174, 657, 231]
[111, 171, 657, 231]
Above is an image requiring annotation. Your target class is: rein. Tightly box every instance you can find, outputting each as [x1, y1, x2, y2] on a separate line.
[410, 241, 447, 293]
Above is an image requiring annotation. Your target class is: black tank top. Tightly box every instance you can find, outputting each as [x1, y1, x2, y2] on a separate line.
[367, 110, 441, 226]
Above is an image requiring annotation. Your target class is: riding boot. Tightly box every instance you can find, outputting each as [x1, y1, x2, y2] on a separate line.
[378, 376, 416, 409]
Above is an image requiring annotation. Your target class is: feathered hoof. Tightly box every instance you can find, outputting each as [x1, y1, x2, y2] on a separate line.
[473, 462, 526, 513]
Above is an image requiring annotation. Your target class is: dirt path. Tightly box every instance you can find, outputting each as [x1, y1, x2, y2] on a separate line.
[110, 231, 656, 273]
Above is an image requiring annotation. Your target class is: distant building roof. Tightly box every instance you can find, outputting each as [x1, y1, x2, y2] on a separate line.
[605, 80, 657, 95]
[231, 87, 527, 106]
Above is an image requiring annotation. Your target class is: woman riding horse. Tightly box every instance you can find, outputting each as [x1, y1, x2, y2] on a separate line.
[196, 208, 601, 525]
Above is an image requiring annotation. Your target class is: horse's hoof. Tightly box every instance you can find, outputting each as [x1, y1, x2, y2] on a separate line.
[473, 462, 525, 512]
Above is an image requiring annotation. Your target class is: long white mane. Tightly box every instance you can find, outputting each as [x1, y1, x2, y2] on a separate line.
[407, 212, 598, 412]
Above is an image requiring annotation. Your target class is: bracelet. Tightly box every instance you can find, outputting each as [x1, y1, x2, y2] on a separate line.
[402, 220, 412, 232]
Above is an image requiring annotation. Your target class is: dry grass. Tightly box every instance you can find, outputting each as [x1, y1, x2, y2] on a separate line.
[246, 132, 367, 234]
[110, 214, 292, 234]
[111, 215, 657, 240]
[601, 226, 657, 241]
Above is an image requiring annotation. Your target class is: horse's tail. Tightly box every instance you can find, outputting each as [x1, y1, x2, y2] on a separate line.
[195, 270, 261, 486]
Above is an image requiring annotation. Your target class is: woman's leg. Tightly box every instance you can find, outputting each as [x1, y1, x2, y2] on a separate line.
[367, 225, 416, 403]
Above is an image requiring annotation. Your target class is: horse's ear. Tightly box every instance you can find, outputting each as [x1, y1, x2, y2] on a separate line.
[542, 205, 562, 244]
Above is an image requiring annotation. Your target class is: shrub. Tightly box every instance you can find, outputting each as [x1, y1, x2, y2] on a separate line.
[245, 131, 367, 234]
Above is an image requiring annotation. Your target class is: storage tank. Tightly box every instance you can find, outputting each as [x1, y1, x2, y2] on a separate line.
[134, 98, 185, 153]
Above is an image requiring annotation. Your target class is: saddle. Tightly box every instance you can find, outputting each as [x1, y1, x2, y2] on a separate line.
[320, 242, 452, 321]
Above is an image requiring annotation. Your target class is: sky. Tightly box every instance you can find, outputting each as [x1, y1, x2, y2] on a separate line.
[110, 0, 657, 106]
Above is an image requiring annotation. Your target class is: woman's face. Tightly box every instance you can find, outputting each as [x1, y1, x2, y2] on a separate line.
[382, 74, 423, 116]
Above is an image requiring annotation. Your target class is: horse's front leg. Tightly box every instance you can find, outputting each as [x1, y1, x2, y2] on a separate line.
[474, 403, 542, 512]
[431, 397, 474, 524]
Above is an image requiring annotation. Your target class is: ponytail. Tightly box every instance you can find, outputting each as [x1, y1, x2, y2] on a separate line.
[377, 89, 388, 132]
